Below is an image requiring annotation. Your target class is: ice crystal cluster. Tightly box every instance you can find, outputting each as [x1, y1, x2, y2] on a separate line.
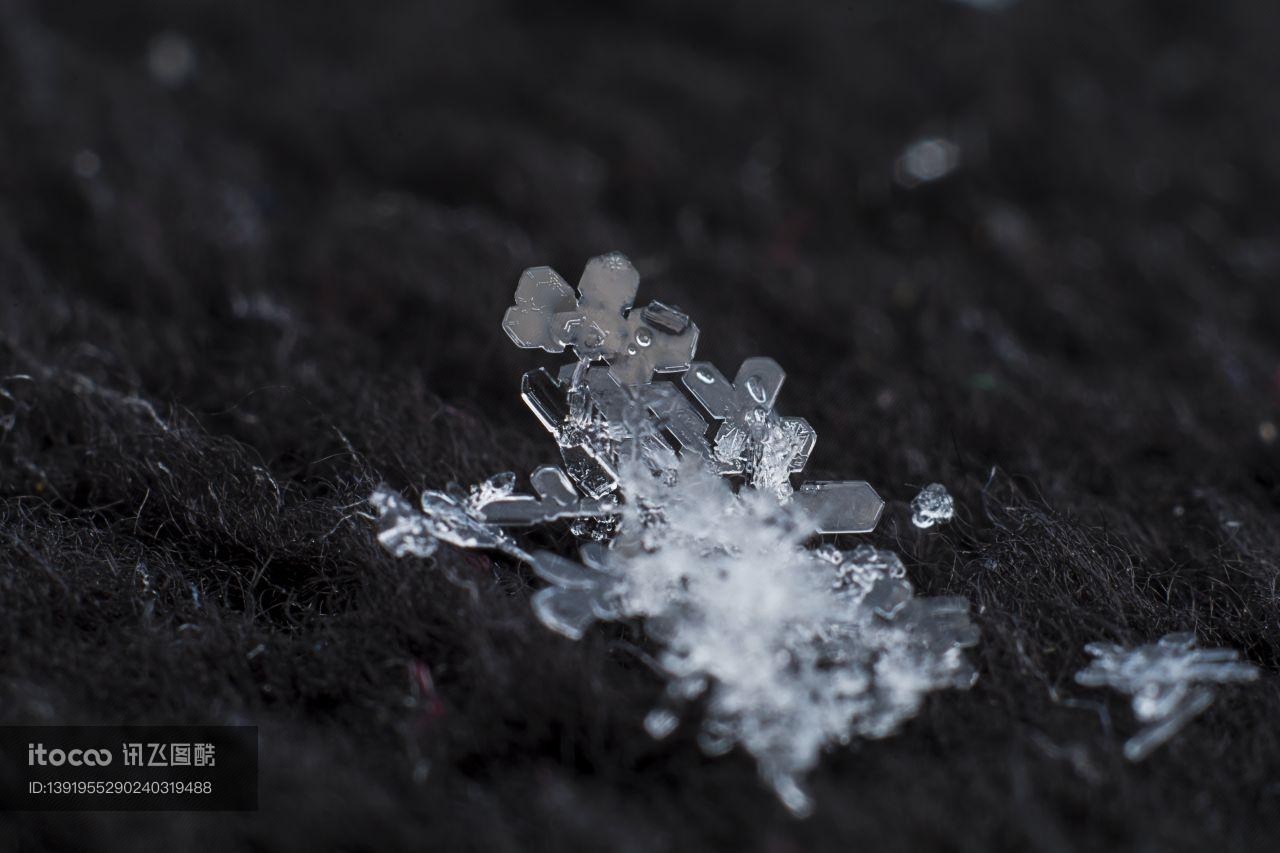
[1075, 632, 1259, 761]
[372, 253, 980, 815]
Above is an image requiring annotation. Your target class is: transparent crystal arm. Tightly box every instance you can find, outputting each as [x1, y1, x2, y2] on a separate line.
[733, 357, 786, 407]
[479, 466, 618, 526]
[792, 481, 885, 534]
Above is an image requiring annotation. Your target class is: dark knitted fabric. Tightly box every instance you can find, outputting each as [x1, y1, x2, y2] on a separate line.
[1, 0, 1278, 850]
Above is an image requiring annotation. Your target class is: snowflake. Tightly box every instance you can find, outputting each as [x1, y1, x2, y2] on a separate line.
[374, 253, 980, 815]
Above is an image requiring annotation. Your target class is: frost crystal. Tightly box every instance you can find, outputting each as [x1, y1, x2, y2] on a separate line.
[373, 253, 981, 815]
[911, 482, 955, 529]
[1075, 632, 1259, 760]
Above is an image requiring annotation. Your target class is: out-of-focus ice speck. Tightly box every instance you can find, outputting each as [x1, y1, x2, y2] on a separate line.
[644, 708, 680, 739]
[147, 32, 197, 88]
[1259, 421, 1277, 444]
[981, 205, 1034, 260]
[71, 149, 101, 179]
[220, 185, 265, 246]
[895, 138, 960, 187]
[968, 372, 998, 391]
[911, 483, 955, 528]
[231, 292, 294, 325]
[1075, 632, 1259, 761]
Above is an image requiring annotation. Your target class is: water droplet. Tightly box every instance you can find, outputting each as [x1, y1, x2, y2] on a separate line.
[635, 328, 653, 347]
[695, 366, 715, 384]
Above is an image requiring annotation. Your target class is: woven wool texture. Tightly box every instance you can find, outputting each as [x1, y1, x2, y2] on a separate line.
[1, 1, 1279, 850]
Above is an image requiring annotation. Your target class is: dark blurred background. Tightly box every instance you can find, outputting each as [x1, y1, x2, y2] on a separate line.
[1, 0, 1278, 850]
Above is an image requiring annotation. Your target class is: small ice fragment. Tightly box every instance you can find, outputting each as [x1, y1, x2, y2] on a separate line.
[695, 719, 734, 756]
[911, 483, 955, 528]
[895, 137, 960, 187]
[1075, 632, 1259, 760]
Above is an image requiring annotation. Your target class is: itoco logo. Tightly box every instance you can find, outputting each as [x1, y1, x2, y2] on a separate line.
[27, 743, 113, 766]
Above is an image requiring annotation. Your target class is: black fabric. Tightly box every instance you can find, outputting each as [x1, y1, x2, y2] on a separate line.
[2, 0, 1279, 850]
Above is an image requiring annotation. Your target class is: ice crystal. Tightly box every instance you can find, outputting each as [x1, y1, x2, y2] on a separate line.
[371, 479, 530, 563]
[503, 253, 699, 385]
[1075, 632, 1259, 760]
[682, 358, 815, 498]
[533, 458, 979, 816]
[373, 253, 981, 814]
[911, 482, 955, 529]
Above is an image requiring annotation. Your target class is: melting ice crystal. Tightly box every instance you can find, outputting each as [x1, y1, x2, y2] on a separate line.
[372, 253, 979, 815]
